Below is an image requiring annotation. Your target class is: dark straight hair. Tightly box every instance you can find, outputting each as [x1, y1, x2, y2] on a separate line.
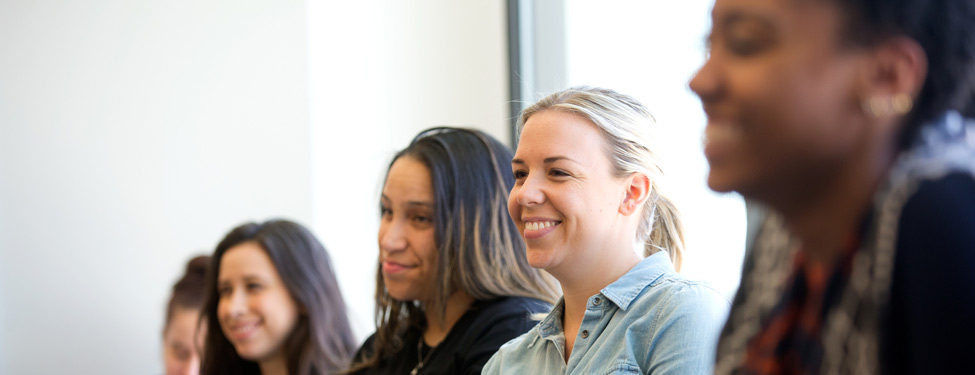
[348, 127, 558, 371]
[201, 219, 356, 375]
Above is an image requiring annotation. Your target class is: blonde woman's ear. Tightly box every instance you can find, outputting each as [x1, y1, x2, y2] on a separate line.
[619, 173, 651, 216]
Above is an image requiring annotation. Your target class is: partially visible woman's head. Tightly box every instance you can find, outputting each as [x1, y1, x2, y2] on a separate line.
[164, 255, 210, 375]
[378, 127, 559, 310]
[360, 127, 558, 369]
[690, 0, 975, 199]
[513, 87, 685, 270]
[823, 0, 975, 146]
[201, 220, 355, 375]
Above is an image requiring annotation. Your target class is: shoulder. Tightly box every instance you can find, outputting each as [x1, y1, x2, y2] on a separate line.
[895, 171, 975, 275]
[617, 275, 728, 373]
[351, 333, 378, 362]
[475, 296, 551, 316]
[481, 327, 541, 375]
[885, 172, 975, 373]
[462, 297, 550, 340]
[899, 171, 975, 233]
[632, 273, 730, 318]
[614, 273, 729, 342]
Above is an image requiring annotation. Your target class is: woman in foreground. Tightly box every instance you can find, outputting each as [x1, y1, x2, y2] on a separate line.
[691, 0, 975, 372]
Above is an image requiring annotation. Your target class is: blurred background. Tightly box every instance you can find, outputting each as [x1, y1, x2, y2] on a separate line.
[0, 0, 738, 373]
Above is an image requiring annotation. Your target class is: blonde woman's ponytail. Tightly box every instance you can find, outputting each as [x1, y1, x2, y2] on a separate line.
[645, 189, 685, 271]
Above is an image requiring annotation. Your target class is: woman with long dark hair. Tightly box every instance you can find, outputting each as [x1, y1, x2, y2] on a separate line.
[201, 220, 356, 375]
[347, 127, 559, 375]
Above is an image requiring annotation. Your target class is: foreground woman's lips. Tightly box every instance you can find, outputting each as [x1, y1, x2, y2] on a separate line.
[703, 121, 742, 160]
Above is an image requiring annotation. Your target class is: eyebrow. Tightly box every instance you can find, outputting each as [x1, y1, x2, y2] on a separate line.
[719, 10, 776, 33]
[218, 274, 266, 285]
[380, 194, 433, 208]
[511, 156, 578, 165]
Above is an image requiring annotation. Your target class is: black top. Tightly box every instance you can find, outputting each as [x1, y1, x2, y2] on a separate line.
[884, 171, 975, 374]
[349, 296, 550, 375]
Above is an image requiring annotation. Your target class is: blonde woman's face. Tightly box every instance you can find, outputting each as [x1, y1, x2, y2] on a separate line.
[378, 156, 439, 303]
[509, 110, 630, 278]
[163, 308, 204, 375]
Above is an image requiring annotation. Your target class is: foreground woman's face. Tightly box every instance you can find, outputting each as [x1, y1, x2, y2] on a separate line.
[690, 0, 874, 200]
[509, 110, 629, 276]
[378, 156, 439, 303]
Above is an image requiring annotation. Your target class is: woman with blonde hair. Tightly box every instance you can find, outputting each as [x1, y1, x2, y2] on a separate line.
[484, 86, 728, 374]
[347, 127, 559, 375]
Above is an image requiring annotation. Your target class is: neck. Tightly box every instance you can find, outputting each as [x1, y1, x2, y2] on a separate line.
[772, 131, 897, 265]
[554, 234, 641, 361]
[258, 352, 289, 375]
[555, 236, 642, 308]
[421, 289, 474, 346]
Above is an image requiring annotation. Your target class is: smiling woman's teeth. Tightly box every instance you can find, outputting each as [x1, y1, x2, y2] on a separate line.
[526, 221, 557, 231]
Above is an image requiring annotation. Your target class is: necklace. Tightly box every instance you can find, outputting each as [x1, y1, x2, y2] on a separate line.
[410, 338, 437, 375]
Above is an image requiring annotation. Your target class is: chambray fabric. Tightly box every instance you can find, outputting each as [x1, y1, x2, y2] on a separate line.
[483, 252, 729, 375]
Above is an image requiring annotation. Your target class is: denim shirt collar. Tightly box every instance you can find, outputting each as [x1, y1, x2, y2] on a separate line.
[601, 251, 674, 311]
[531, 252, 674, 343]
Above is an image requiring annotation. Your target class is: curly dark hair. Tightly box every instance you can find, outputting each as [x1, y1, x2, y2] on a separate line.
[829, 0, 975, 148]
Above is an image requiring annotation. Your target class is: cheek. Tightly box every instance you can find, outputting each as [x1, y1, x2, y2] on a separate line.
[416, 234, 438, 267]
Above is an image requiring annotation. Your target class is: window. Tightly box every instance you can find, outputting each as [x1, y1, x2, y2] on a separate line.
[512, 0, 745, 297]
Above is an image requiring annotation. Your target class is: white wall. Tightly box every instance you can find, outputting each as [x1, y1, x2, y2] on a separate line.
[0, 0, 314, 373]
[306, 0, 511, 341]
[0, 0, 511, 373]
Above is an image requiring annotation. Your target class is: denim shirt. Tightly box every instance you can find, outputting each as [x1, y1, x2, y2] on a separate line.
[482, 252, 729, 375]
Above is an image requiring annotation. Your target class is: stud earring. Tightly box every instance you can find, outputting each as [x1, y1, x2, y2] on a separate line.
[862, 93, 913, 118]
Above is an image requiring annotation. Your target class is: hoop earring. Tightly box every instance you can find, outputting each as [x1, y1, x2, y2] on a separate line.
[861, 93, 913, 118]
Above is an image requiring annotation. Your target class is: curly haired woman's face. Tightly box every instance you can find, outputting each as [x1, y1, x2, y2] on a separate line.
[378, 156, 439, 303]
[216, 242, 300, 364]
[690, 0, 876, 201]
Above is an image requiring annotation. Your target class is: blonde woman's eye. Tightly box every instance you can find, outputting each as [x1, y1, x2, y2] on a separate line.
[513, 170, 527, 179]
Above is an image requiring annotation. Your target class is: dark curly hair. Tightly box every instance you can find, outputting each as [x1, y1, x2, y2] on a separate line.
[828, 0, 975, 148]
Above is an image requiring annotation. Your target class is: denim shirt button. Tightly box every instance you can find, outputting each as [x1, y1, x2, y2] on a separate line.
[593, 297, 602, 306]
[581, 330, 590, 339]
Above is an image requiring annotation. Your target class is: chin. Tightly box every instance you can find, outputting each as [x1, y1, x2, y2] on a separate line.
[706, 175, 737, 193]
[234, 345, 265, 362]
[525, 247, 556, 270]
